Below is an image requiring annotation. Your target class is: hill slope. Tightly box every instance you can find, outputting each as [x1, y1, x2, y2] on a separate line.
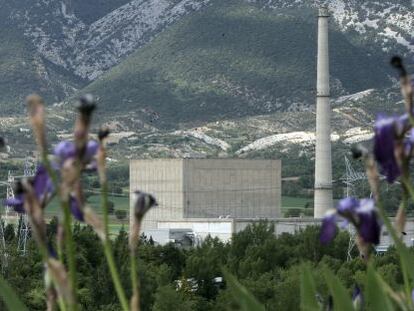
[0, 3, 82, 114]
[81, 0, 391, 127]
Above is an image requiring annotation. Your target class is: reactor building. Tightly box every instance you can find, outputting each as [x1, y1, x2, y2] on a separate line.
[129, 159, 281, 233]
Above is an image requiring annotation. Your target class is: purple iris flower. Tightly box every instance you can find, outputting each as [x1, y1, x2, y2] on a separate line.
[352, 286, 363, 308]
[373, 115, 401, 183]
[53, 139, 99, 167]
[33, 165, 54, 202]
[320, 212, 337, 245]
[4, 195, 24, 213]
[357, 199, 381, 245]
[85, 140, 99, 162]
[404, 128, 414, 157]
[3, 165, 53, 213]
[320, 197, 381, 245]
[337, 197, 358, 214]
[70, 196, 84, 222]
[54, 141, 76, 163]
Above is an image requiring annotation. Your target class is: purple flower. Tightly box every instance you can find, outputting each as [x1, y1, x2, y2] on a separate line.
[53, 139, 99, 167]
[404, 128, 414, 157]
[320, 197, 381, 245]
[320, 212, 337, 245]
[3, 165, 54, 213]
[352, 286, 363, 308]
[54, 141, 76, 163]
[357, 199, 381, 245]
[4, 195, 24, 213]
[337, 197, 359, 214]
[33, 165, 53, 203]
[373, 115, 401, 183]
[69, 196, 84, 222]
[85, 140, 99, 161]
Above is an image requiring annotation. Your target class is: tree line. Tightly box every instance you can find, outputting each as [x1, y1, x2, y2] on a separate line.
[0, 220, 404, 310]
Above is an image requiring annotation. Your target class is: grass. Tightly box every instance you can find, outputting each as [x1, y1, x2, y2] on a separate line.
[44, 194, 129, 217]
[4, 195, 316, 234]
[44, 194, 130, 235]
[282, 196, 312, 210]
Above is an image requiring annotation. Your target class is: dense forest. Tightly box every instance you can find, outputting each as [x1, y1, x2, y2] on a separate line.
[0, 221, 405, 310]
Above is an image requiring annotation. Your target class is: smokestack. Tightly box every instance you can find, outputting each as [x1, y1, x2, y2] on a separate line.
[314, 6, 333, 218]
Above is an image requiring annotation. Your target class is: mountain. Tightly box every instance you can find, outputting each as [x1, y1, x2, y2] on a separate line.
[79, 0, 395, 128]
[9, 0, 210, 81]
[0, 1, 84, 113]
[0, 0, 412, 169]
[0, 0, 411, 114]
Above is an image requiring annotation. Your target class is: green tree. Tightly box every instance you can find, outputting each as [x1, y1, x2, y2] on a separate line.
[153, 285, 196, 311]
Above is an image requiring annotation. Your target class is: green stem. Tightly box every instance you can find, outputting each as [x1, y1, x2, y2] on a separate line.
[130, 251, 138, 295]
[41, 153, 79, 310]
[376, 199, 412, 306]
[130, 249, 139, 310]
[41, 153, 58, 190]
[57, 237, 67, 311]
[408, 115, 414, 129]
[402, 178, 414, 204]
[101, 181, 129, 311]
[62, 200, 78, 311]
[58, 297, 67, 311]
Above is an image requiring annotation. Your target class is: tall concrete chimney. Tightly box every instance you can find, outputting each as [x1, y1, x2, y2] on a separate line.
[314, 7, 333, 218]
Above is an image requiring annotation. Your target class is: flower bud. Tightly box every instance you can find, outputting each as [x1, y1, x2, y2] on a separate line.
[74, 94, 96, 158]
[390, 56, 406, 77]
[129, 191, 157, 251]
[132, 191, 157, 222]
[26, 94, 46, 153]
[351, 144, 368, 160]
[0, 137, 6, 151]
[98, 127, 110, 142]
[76, 94, 96, 117]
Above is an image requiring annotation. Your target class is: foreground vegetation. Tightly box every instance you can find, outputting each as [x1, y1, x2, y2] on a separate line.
[2, 221, 401, 311]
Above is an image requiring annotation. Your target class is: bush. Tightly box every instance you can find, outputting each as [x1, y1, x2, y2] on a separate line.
[284, 208, 301, 218]
[108, 201, 115, 214]
[115, 209, 127, 221]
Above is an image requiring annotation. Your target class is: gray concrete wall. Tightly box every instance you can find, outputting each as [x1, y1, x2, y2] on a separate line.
[130, 159, 185, 230]
[157, 219, 234, 242]
[154, 217, 414, 251]
[233, 218, 321, 235]
[130, 159, 281, 230]
[183, 159, 281, 218]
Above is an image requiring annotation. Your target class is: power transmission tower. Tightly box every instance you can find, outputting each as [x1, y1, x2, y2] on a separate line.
[17, 158, 36, 255]
[342, 156, 366, 261]
[0, 171, 14, 272]
[4, 171, 15, 225]
[0, 219, 7, 273]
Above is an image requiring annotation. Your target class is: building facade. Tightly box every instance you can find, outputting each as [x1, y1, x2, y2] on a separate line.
[130, 159, 282, 231]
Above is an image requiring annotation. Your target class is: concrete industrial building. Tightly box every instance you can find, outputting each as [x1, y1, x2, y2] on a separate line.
[314, 6, 333, 218]
[156, 218, 322, 243]
[129, 159, 281, 231]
